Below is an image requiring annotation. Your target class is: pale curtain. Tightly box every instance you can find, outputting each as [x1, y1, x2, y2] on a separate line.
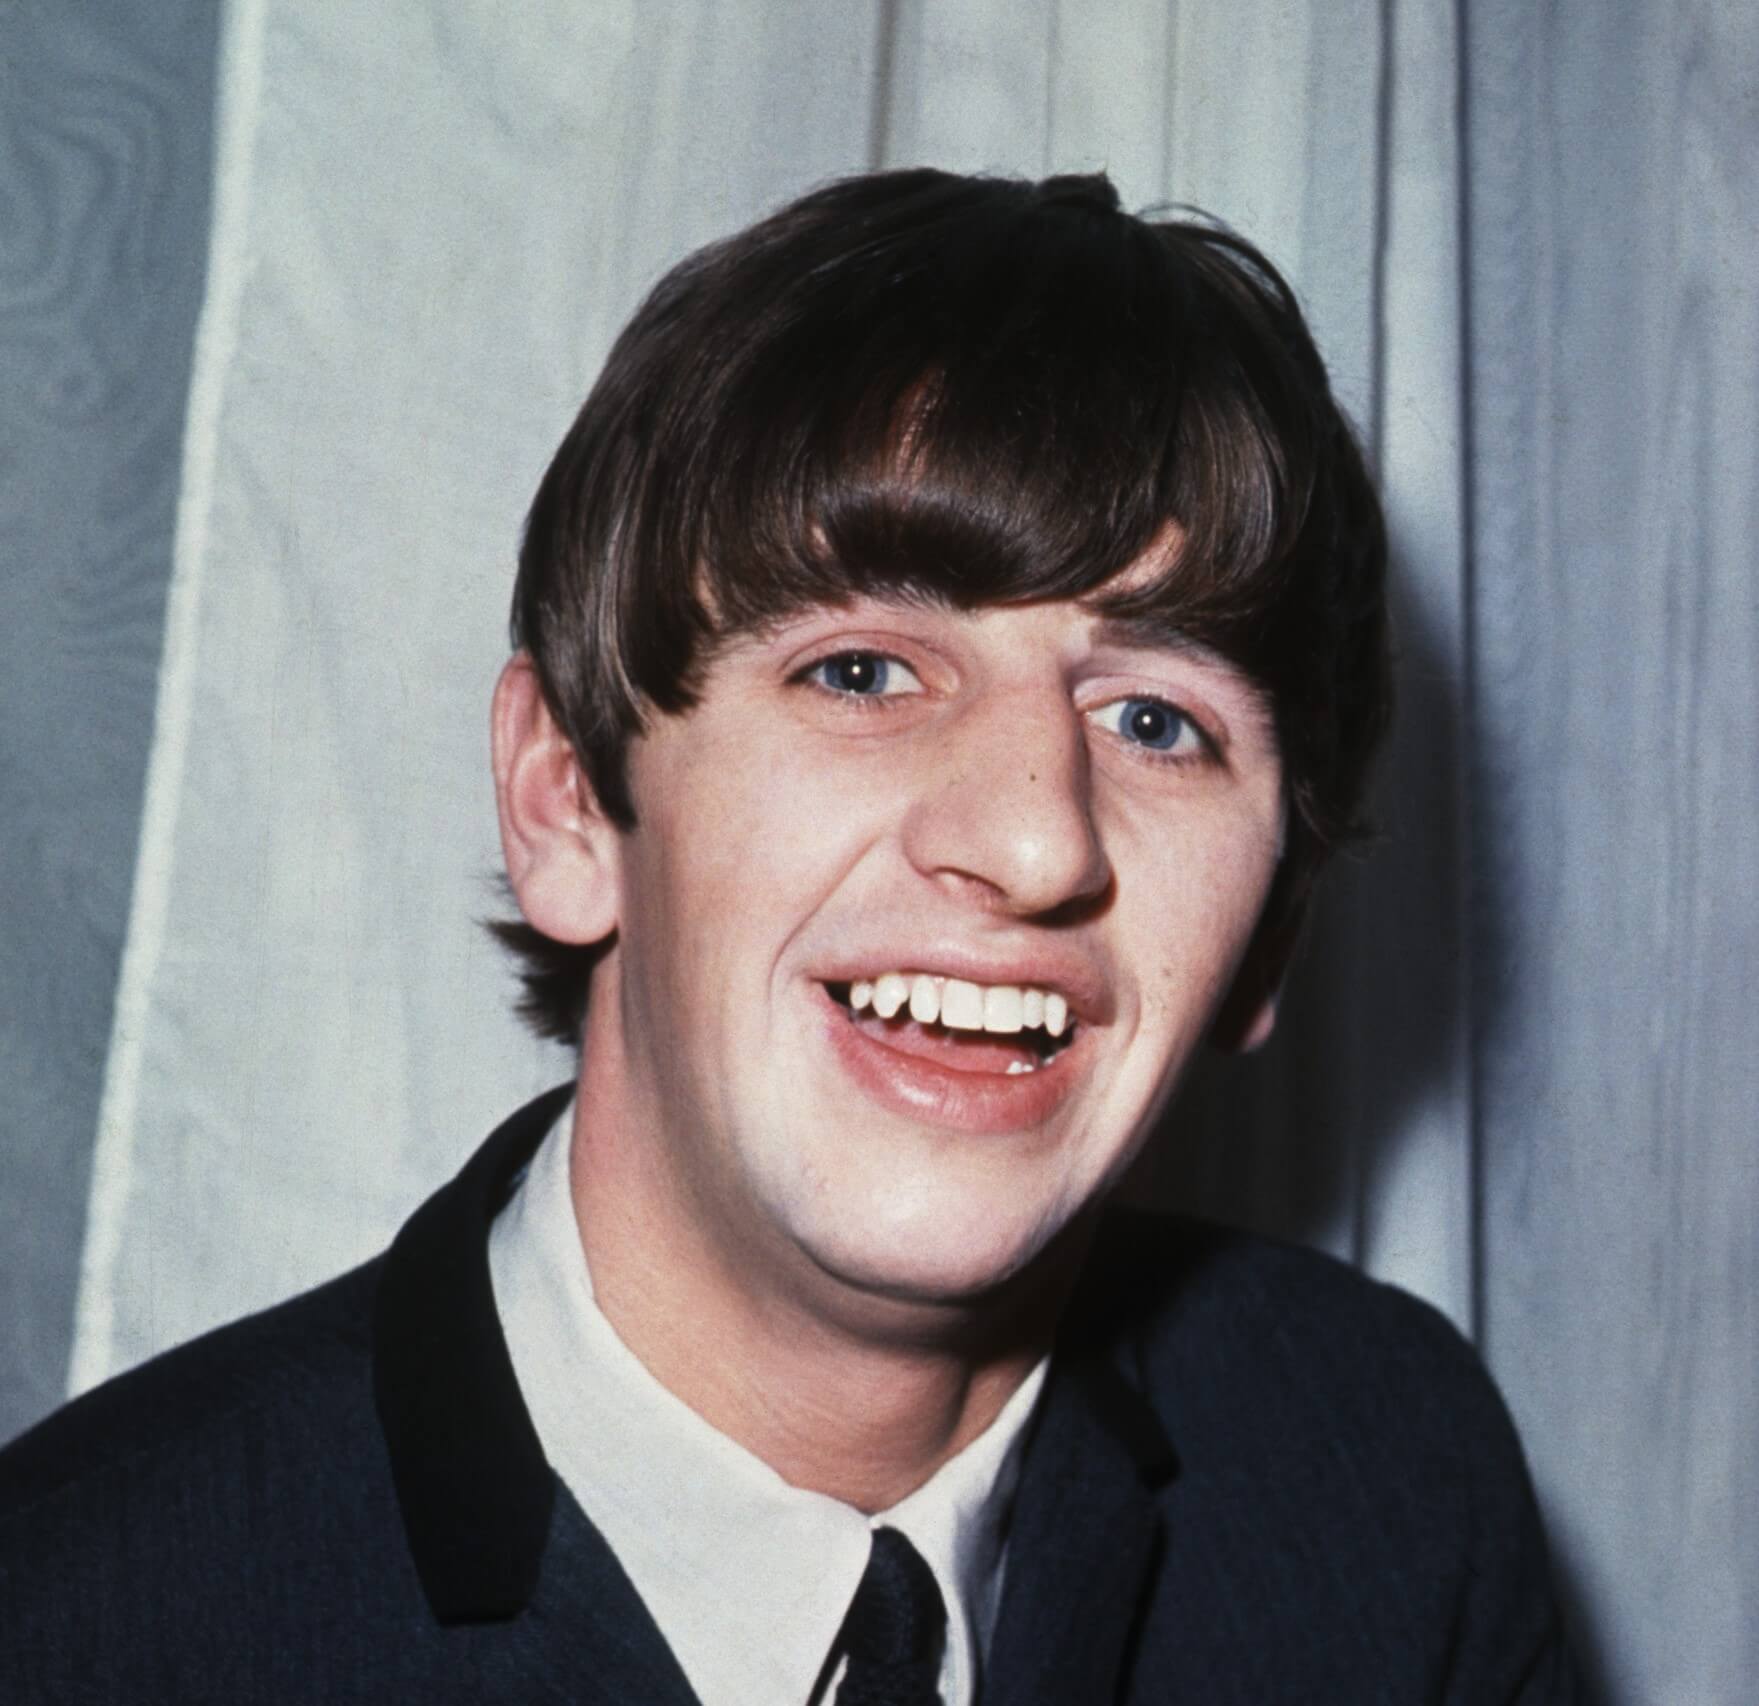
[5, 3, 1752, 1700]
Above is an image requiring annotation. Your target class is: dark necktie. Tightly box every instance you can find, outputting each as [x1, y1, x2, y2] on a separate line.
[834, 1526, 947, 1705]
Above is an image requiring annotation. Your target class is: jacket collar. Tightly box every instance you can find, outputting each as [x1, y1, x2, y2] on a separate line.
[372, 1084, 1177, 1693]
[372, 1083, 571, 1622]
[982, 1340, 1177, 1702]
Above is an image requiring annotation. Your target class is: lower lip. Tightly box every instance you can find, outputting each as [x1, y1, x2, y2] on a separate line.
[815, 984, 1085, 1136]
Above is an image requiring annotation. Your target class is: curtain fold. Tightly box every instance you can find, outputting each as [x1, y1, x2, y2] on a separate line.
[1464, 3, 1759, 1698]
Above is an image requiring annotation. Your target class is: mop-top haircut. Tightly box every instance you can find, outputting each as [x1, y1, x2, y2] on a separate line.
[496, 167, 1391, 1042]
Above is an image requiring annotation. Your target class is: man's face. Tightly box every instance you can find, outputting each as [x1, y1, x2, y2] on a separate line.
[590, 586, 1285, 1313]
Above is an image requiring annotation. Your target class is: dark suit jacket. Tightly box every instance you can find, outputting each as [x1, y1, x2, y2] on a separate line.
[0, 1088, 1584, 1702]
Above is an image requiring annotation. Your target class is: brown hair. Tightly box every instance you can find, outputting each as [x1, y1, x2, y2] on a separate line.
[495, 168, 1390, 1042]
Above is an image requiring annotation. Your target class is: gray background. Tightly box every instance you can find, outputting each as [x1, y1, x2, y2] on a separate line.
[3, 4, 1755, 1701]
[1, 0, 220, 1442]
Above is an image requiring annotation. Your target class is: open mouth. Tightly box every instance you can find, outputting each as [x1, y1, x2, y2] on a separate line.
[823, 977, 1077, 1076]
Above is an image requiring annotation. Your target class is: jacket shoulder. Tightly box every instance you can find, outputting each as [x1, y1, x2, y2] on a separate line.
[0, 1261, 424, 1700]
[1074, 1208, 1543, 1551]
[1075, 1212, 1582, 1701]
[1083, 1207, 1487, 1413]
[0, 1258, 382, 1524]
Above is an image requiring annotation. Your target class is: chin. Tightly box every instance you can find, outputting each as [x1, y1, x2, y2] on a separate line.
[788, 1185, 1076, 1315]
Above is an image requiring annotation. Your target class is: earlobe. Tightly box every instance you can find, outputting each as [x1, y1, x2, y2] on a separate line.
[1218, 985, 1281, 1055]
[491, 654, 622, 946]
[1210, 903, 1301, 1055]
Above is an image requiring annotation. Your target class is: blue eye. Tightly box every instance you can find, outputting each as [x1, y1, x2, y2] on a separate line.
[1091, 696, 1202, 755]
[807, 652, 920, 697]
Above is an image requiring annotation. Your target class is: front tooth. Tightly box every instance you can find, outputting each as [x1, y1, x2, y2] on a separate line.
[908, 974, 942, 1024]
[983, 985, 1024, 1033]
[850, 979, 873, 1012]
[940, 979, 984, 1029]
[1044, 992, 1069, 1038]
[1022, 988, 1046, 1029]
[872, 973, 909, 1019]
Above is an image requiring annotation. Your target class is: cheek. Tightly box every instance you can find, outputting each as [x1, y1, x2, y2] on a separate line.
[1121, 814, 1281, 1022]
[627, 741, 892, 989]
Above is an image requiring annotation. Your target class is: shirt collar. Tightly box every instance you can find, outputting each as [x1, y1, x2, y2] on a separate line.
[489, 1102, 1046, 1706]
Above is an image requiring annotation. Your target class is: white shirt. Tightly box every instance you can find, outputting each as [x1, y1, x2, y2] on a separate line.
[488, 1107, 1047, 1706]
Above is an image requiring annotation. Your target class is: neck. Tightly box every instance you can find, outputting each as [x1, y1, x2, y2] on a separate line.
[565, 1080, 1073, 1513]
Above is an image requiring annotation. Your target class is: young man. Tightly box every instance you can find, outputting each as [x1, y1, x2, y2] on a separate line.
[0, 170, 1583, 1702]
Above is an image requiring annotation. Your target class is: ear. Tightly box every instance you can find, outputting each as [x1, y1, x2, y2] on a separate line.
[1209, 901, 1303, 1055]
[491, 654, 622, 946]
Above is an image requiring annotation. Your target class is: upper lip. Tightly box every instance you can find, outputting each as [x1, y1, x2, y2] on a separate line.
[812, 940, 1112, 1026]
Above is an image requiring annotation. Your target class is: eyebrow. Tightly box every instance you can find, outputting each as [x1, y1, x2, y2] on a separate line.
[1088, 612, 1248, 672]
[1086, 614, 1278, 720]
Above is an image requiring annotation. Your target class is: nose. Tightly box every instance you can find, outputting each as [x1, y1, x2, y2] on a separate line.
[900, 685, 1112, 917]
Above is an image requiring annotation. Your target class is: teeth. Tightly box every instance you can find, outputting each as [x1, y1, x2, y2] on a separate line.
[872, 973, 909, 1019]
[839, 971, 1076, 1038]
[983, 985, 1023, 1033]
[940, 979, 984, 1030]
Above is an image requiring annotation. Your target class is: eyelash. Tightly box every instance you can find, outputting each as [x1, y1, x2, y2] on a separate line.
[794, 649, 1217, 764]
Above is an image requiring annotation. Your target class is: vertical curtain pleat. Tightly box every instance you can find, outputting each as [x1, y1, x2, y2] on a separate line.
[1353, 0, 1472, 1326]
[0, 0, 222, 1443]
[1465, 2, 1759, 1698]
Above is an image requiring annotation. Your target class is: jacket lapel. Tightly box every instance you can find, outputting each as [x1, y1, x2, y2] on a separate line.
[982, 1327, 1176, 1704]
[533, 1483, 707, 1705]
[371, 1087, 699, 1705]
[373, 1085, 570, 1620]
